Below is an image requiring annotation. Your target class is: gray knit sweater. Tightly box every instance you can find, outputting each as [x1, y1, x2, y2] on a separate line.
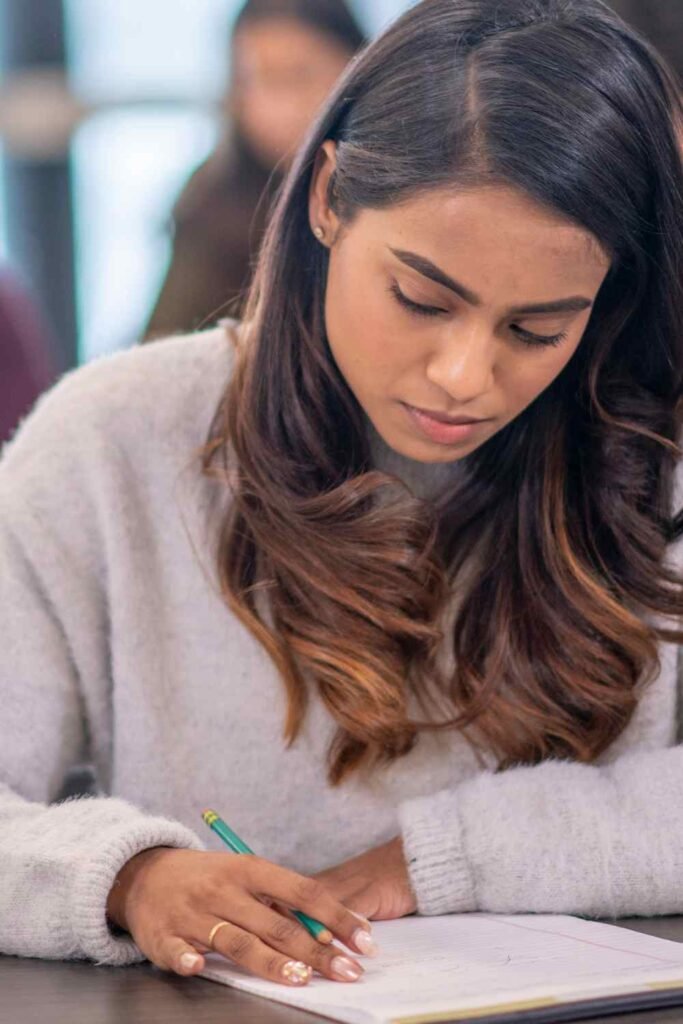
[1, 325, 682, 968]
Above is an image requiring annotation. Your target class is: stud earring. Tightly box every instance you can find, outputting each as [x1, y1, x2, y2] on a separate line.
[313, 225, 325, 241]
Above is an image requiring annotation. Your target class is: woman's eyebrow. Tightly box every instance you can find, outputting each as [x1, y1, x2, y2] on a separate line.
[389, 247, 594, 315]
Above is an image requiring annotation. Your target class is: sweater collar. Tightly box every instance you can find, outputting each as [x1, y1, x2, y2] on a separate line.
[364, 415, 461, 501]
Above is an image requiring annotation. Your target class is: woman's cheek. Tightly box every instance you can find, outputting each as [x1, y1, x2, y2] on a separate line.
[502, 345, 578, 415]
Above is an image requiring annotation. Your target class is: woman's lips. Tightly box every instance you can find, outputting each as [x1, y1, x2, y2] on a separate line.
[401, 402, 491, 445]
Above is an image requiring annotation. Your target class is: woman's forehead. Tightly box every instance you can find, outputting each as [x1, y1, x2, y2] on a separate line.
[353, 185, 610, 296]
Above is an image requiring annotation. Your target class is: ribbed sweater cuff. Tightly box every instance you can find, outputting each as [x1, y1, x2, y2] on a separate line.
[71, 816, 205, 965]
[398, 788, 477, 916]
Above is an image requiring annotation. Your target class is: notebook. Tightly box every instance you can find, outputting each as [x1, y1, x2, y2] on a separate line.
[199, 913, 683, 1024]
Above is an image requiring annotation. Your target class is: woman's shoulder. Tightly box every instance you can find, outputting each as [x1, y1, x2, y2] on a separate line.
[0, 322, 242, 511]
[4, 323, 236, 455]
[65, 322, 236, 416]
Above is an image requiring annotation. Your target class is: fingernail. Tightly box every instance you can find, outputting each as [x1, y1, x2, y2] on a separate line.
[352, 927, 380, 957]
[180, 952, 201, 971]
[282, 960, 312, 985]
[331, 955, 363, 981]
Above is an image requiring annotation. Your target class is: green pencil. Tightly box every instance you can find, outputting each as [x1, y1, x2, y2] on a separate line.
[201, 809, 332, 943]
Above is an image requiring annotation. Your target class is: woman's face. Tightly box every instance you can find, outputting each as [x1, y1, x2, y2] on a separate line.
[231, 19, 352, 169]
[309, 144, 611, 463]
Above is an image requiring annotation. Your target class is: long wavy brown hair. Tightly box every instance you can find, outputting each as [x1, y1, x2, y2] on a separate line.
[200, 0, 683, 785]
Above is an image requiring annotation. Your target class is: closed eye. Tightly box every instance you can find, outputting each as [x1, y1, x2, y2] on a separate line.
[510, 325, 568, 348]
[391, 282, 568, 348]
[389, 282, 447, 318]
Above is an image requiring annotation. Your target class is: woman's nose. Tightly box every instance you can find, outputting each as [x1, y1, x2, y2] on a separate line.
[425, 326, 495, 406]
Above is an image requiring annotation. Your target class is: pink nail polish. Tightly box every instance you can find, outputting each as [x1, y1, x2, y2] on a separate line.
[352, 928, 380, 957]
[180, 952, 201, 971]
[282, 960, 312, 985]
[331, 955, 363, 981]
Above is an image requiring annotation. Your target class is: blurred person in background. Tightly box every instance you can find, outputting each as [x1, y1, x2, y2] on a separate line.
[609, 0, 682, 81]
[144, 0, 366, 341]
[0, 266, 56, 447]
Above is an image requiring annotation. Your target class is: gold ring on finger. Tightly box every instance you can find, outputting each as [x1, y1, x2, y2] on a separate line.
[208, 920, 230, 949]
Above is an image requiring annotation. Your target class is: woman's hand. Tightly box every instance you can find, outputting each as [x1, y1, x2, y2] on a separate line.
[106, 847, 374, 986]
[313, 836, 417, 921]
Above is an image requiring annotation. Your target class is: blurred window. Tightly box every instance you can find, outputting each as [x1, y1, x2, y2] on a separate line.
[71, 110, 216, 362]
[66, 0, 230, 101]
[65, 0, 229, 361]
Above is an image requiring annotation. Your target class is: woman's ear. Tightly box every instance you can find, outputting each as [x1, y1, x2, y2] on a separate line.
[308, 140, 341, 246]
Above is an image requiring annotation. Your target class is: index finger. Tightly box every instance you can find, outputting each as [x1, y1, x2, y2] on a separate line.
[242, 857, 376, 957]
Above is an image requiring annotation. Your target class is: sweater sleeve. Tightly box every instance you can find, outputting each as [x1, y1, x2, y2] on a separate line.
[399, 595, 683, 920]
[0, 359, 205, 966]
[398, 723, 683, 919]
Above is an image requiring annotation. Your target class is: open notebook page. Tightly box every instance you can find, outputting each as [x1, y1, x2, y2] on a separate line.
[200, 913, 683, 1024]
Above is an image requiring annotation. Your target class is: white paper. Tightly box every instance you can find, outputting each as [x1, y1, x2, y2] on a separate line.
[200, 913, 683, 1024]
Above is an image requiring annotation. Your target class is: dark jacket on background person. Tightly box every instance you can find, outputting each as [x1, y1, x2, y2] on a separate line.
[144, 136, 280, 340]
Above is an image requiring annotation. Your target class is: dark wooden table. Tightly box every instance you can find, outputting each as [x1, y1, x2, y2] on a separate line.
[4, 916, 683, 1024]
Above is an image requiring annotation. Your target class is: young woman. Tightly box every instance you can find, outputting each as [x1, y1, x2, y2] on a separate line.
[144, 0, 366, 339]
[1, 0, 682, 994]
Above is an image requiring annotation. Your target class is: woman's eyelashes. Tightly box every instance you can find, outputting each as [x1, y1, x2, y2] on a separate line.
[389, 281, 446, 318]
[510, 325, 569, 348]
[389, 281, 569, 348]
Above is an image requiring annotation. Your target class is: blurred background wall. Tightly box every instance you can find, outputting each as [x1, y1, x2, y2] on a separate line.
[0, 0, 680, 384]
